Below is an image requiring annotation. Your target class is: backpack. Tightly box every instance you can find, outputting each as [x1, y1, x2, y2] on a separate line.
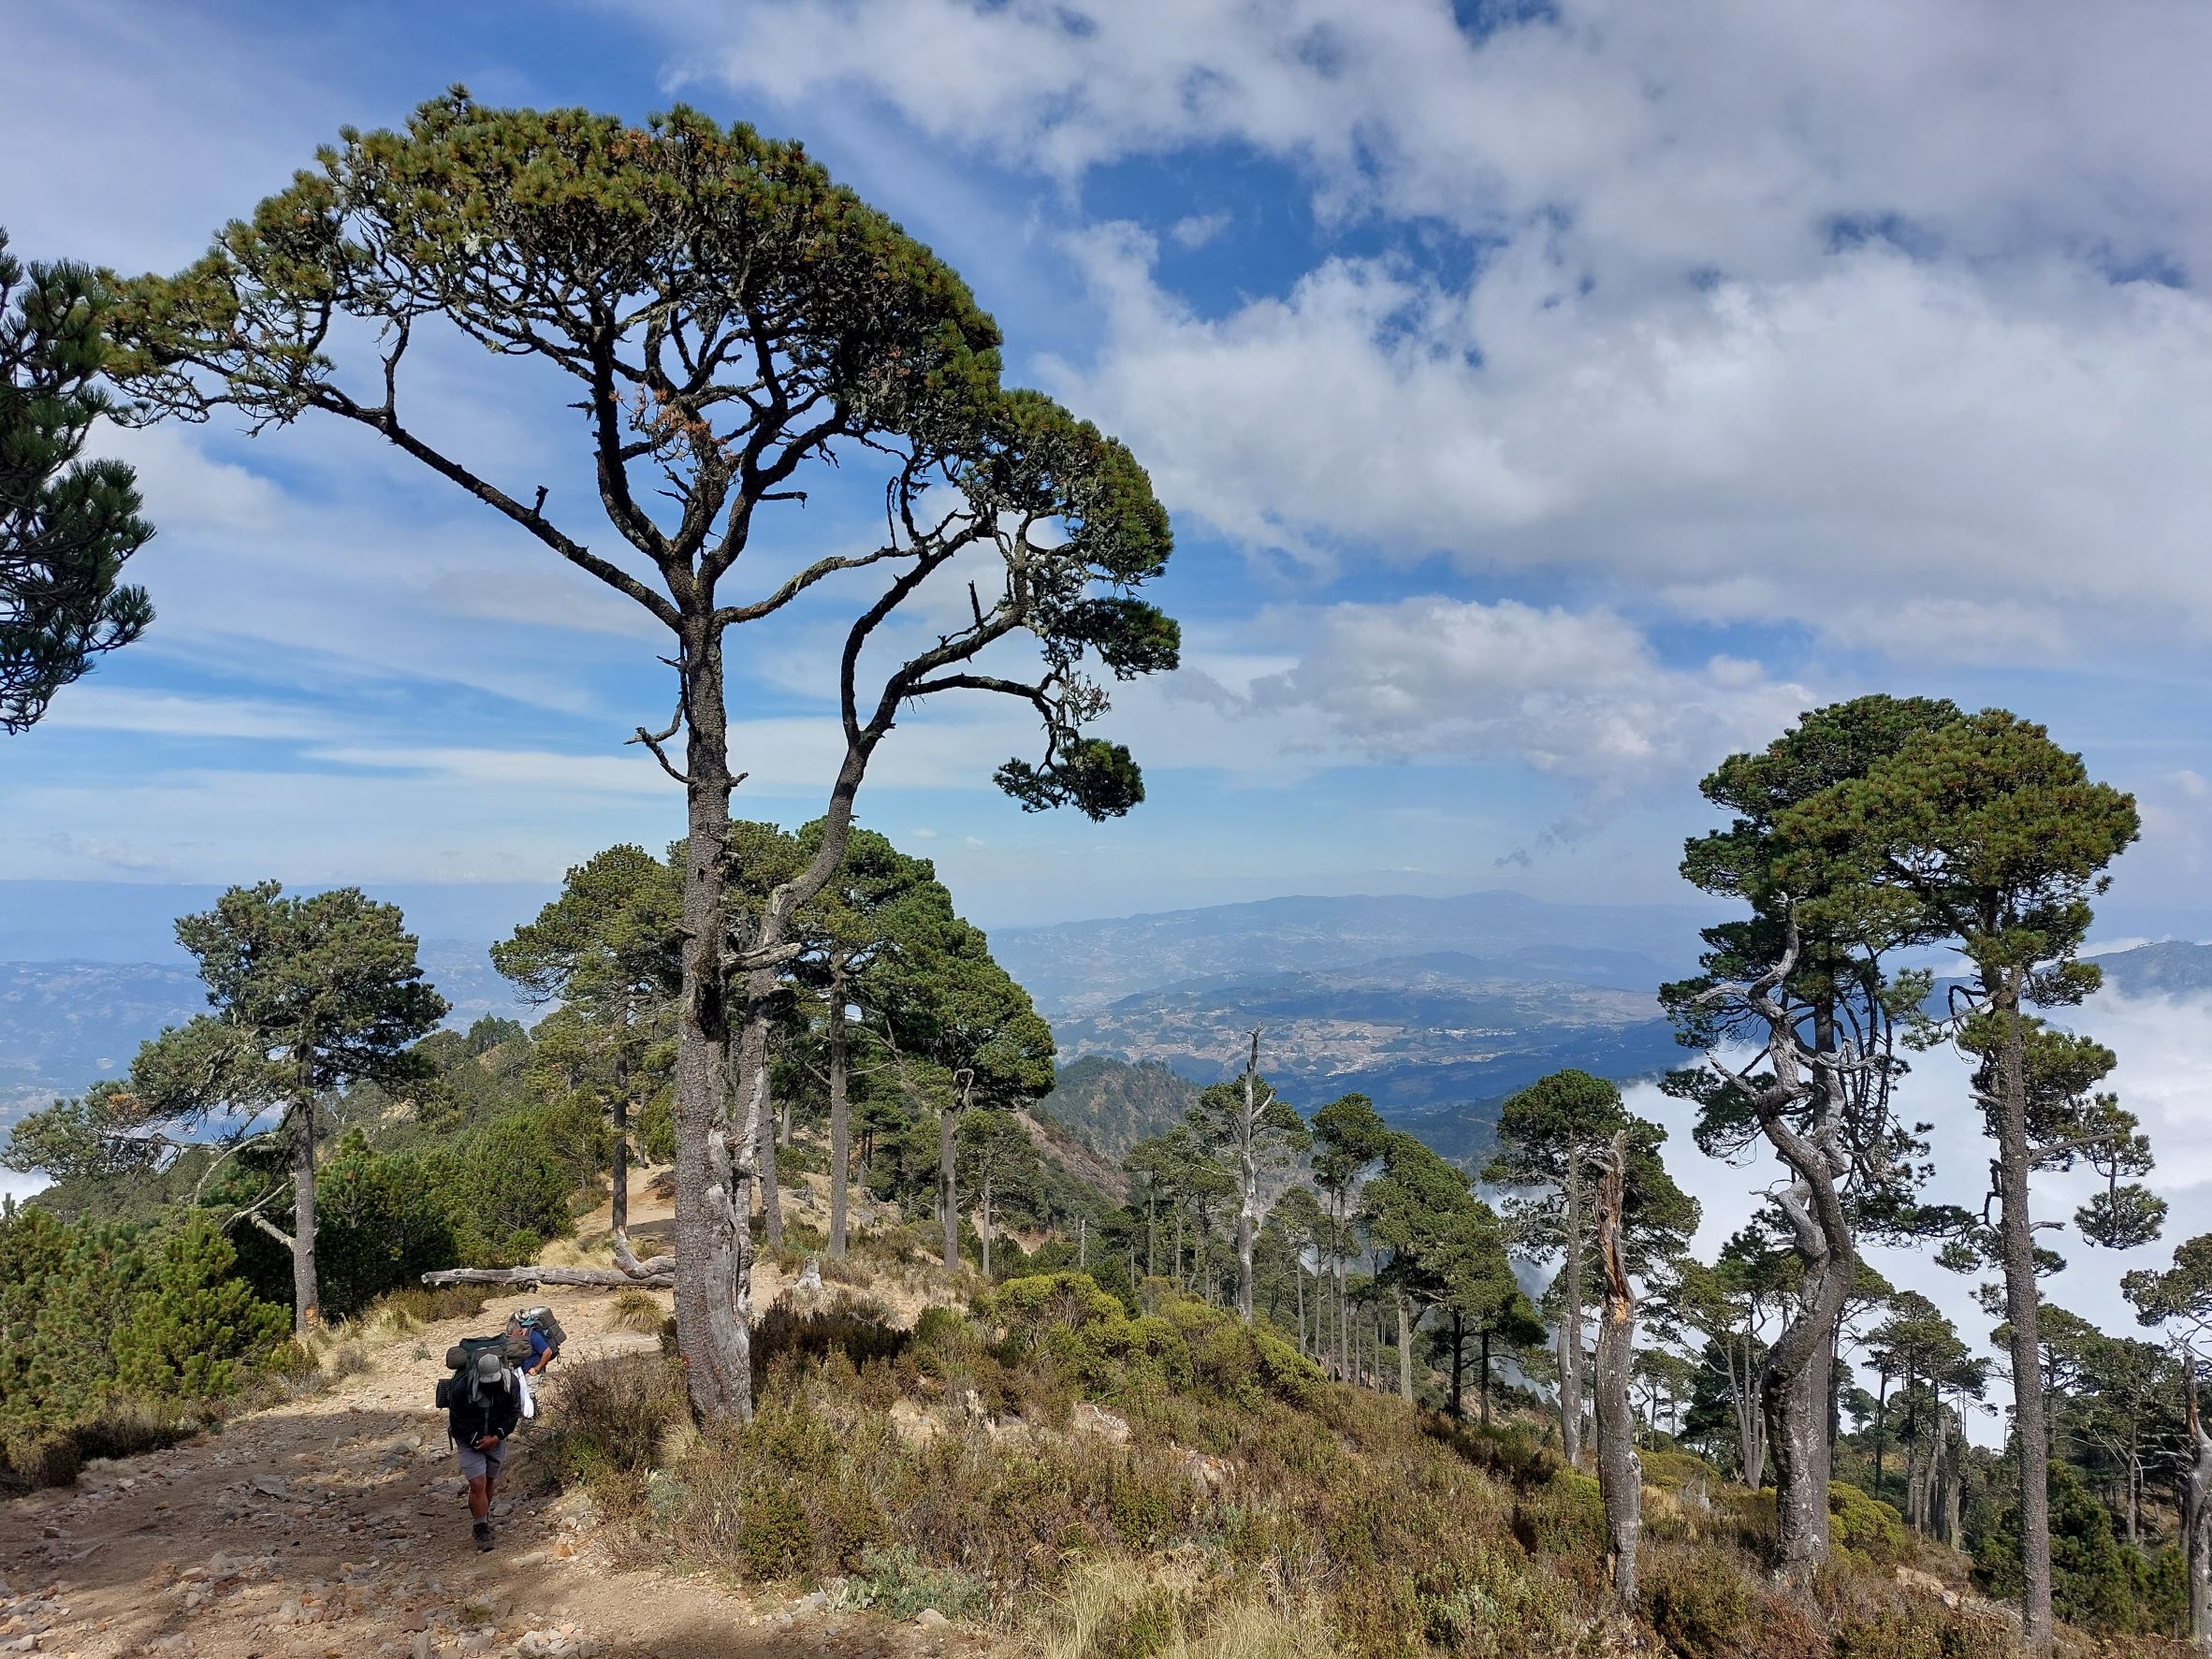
[434, 1335, 513, 1412]
[507, 1306, 566, 1362]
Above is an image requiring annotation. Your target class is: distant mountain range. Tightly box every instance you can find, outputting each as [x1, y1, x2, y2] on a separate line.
[991, 890, 1712, 1014]
[0, 944, 526, 1124]
[2090, 939, 2212, 997]
[4, 875, 2204, 1163]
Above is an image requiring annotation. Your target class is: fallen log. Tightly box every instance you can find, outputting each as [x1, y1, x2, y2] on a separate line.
[421, 1259, 674, 1289]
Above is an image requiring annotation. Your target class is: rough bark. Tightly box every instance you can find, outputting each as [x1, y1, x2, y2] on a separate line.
[827, 971, 851, 1259]
[1996, 972, 2056, 1658]
[289, 1097, 318, 1333]
[1733, 1332, 1768, 1488]
[1872, 1376, 1887, 1504]
[1594, 1132, 1641, 1608]
[2185, 1363, 2212, 1654]
[424, 1261, 675, 1288]
[1398, 1293, 1416, 1403]
[1449, 1309, 1464, 1419]
[670, 633, 748, 1420]
[1708, 929, 1854, 1581]
[1480, 1322, 1493, 1426]
[1559, 1167, 1586, 1468]
[1235, 1031, 1259, 1321]
[980, 1177, 994, 1279]
[939, 1078, 964, 1273]
[758, 1057, 783, 1250]
[1294, 1259, 1306, 1354]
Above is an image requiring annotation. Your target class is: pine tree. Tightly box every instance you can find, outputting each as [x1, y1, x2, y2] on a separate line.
[0, 227, 153, 732]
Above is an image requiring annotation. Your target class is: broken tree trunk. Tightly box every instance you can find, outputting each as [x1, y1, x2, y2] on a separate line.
[423, 1258, 674, 1288]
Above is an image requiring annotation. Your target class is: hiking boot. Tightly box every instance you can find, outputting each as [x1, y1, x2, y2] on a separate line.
[473, 1520, 494, 1552]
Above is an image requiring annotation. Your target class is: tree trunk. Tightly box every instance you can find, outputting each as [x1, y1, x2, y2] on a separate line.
[2185, 1363, 2212, 1654]
[1144, 1191, 1157, 1279]
[1336, 1238, 1349, 1383]
[1560, 1166, 1586, 1469]
[1943, 1409, 1963, 1548]
[1751, 992, 1855, 1583]
[759, 1061, 783, 1249]
[425, 1261, 673, 1288]
[1398, 1292, 1416, 1404]
[827, 975, 850, 1259]
[288, 1097, 318, 1333]
[671, 633, 749, 1420]
[1480, 1323, 1493, 1427]
[980, 1177, 993, 1280]
[609, 1088, 631, 1244]
[726, 967, 776, 1406]
[939, 1095, 961, 1273]
[1449, 1309, 1464, 1419]
[1594, 1132, 1640, 1608]
[1735, 1332, 1767, 1488]
[1764, 1243, 1848, 1581]
[1295, 1260, 1307, 1354]
[1996, 972, 2055, 1658]
[1872, 1374, 1887, 1505]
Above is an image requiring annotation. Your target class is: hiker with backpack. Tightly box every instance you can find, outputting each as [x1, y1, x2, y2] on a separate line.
[505, 1306, 564, 1419]
[438, 1336, 523, 1552]
[507, 1306, 563, 1379]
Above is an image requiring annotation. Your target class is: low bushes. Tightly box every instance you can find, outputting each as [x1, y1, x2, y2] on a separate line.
[535, 1273, 2192, 1659]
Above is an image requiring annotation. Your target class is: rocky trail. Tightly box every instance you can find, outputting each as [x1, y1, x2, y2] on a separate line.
[0, 1275, 971, 1659]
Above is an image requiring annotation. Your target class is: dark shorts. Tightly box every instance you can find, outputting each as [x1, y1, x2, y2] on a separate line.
[456, 1436, 508, 1481]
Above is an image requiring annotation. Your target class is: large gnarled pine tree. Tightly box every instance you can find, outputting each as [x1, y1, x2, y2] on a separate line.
[115, 92, 1177, 1419]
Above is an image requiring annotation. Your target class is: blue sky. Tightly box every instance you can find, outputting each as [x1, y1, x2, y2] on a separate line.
[3, 0, 2209, 931]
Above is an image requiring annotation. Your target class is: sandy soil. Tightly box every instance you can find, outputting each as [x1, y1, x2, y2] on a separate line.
[0, 1197, 978, 1659]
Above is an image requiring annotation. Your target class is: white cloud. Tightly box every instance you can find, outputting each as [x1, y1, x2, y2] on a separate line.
[1170, 211, 1231, 250]
[1239, 595, 1809, 782]
[39, 687, 342, 741]
[677, 0, 2212, 284]
[1041, 228, 2212, 654]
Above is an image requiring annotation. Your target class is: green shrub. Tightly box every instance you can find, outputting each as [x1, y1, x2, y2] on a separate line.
[1642, 1448, 1719, 1492]
[751, 1293, 909, 1385]
[851, 1545, 990, 1622]
[1828, 1481, 1910, 1567]
[736, 1479, 815, 1578]
[1831, 1601, 2017, 1659]
[1644, 1548, 1754, 1657]
[0, 1204, 284, 1439]
[547, 1353, 686, 1483]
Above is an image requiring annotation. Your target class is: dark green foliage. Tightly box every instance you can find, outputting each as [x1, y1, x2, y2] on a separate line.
[129, 882, 449, 1124]
[1643, 1548, 1754, 1656]
[0, 1202, 284, 1447]
[752, 1294, 911, 1386]
[1972, 1461, 2172, 1635]
[0, 227, 154, 732]
[1826, 1483, 1909, 1566]
[1037, 1057, 1199, 1160]
[308, 1132, 461, 1319]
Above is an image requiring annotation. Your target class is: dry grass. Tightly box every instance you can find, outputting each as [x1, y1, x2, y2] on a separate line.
[609, 1288, 666, 1332]
[1036, 1559, 1336, 1659]
[357, 1285, 490, 1334]
[534, 1255, 2183, 1659]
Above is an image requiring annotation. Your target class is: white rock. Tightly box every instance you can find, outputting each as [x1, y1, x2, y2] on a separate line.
[913, 1608, 952, 1629]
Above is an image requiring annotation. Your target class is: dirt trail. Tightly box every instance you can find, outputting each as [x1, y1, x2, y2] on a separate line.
[0, 1271, 971, 1659]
